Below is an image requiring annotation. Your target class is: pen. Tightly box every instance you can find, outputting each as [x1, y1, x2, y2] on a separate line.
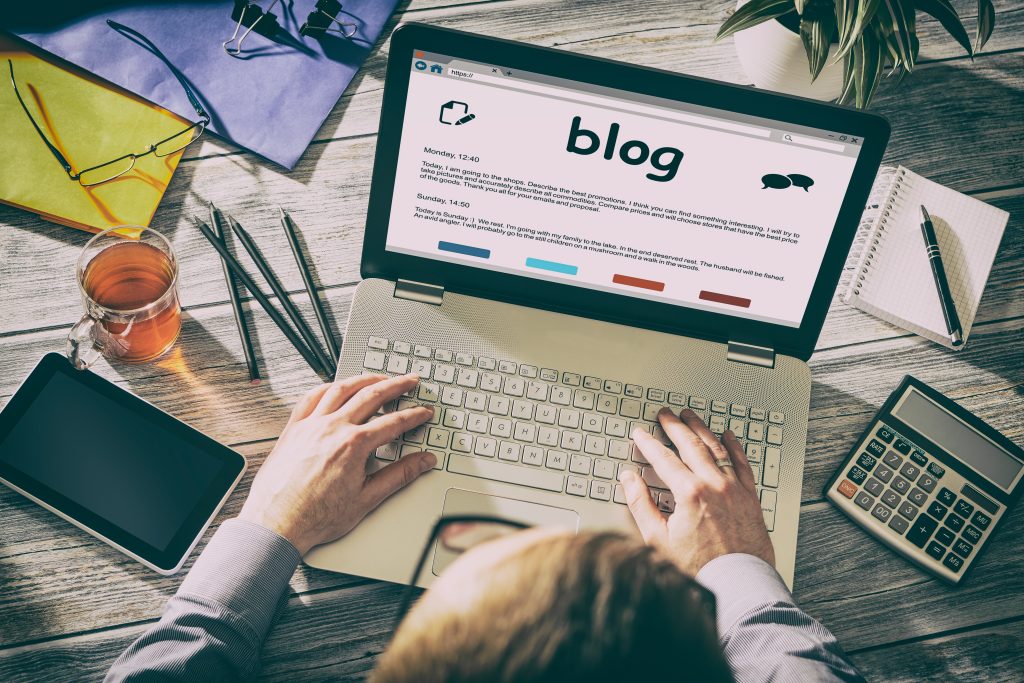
[920, 205, 964, 347]
[211, 203, 261, 384]
[193, 217, 331, 380]
[280, 207, 341, 363]
[226, 217, 338, 377]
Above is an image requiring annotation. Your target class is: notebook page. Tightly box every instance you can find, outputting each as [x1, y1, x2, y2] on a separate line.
[854, 167, 1009, 348]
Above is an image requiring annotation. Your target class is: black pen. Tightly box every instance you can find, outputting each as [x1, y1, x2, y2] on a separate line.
[920, 205, 964, 347]
[211, 203, 261, 384]
[193, 217, 331, 380]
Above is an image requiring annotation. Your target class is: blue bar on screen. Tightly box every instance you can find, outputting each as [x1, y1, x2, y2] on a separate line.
[438, 241, 491, 259]
[525, 257, 578, 275]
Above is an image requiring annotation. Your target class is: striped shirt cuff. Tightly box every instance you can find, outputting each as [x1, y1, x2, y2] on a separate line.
[179, 518, 301, 641]
[696, 553, 794, 638]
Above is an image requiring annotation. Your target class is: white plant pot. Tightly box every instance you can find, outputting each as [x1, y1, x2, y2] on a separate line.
[732, 0, 844, 101]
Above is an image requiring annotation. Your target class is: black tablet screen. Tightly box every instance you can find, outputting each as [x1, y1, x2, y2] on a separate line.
[0, 356, 243, 564]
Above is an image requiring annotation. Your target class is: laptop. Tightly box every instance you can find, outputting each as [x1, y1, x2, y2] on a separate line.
[304, 23, 890, 588]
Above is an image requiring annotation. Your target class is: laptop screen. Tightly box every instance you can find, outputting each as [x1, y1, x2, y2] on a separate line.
[385, 51, 866, 328]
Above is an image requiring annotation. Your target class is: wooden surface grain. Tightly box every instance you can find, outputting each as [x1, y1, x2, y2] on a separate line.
[1, 0, 1022, 680]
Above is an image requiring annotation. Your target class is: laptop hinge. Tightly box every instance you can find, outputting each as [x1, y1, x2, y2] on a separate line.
[727, 341, 776, 369]
[394, 279, 444, 306]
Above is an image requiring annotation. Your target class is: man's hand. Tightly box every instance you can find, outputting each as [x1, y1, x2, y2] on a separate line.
[238, 373, 435, 555]
[619, 408, 774, 576]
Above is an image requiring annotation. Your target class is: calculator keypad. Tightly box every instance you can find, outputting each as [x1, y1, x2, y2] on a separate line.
[829, 422, 1005, 582]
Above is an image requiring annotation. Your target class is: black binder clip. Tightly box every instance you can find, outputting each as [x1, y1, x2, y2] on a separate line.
[223, 0, 283, 56]
[299, 0, 357, 39]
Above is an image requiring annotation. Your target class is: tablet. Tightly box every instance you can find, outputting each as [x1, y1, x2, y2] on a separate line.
[0, 353, 246, 574]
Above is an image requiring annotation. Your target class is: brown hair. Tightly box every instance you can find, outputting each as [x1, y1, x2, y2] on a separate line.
[372, 532, 733, 683]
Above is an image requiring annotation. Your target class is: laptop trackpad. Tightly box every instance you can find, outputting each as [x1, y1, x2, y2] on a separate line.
[432, 488, 580, 576]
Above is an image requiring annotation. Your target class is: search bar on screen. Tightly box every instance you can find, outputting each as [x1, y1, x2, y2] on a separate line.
[447, 69, 772, 139]
[781, 133, 845, 152]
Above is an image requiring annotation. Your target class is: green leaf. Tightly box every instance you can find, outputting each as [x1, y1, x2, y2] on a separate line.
[834, 0, 858, 49]
[835, 0, 881, 60]
[801, 13, 837, 80]
[879, 0, 916, 71]
[976, 0, 995, 52]
[838, 53, 858, 105]
[716, 0, 796, 41]
[915, 0, 972, 57]
[794, 0, 807, 14]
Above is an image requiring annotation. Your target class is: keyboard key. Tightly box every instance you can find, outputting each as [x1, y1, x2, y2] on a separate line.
[404, 424, 426, 444]
[546, 450, 568, 470]
[603, 380, 623, 394]
[954, 500, 974, 519]
[503, 377, 526, 397]
[608, 440, 629, 460]
[363, 350, 386, 370]
[763, 448, 781, 488]
[630, 443, 648, 464]
[551, 386, 572, 406]
[647, 388, 665, 401]
[711, 400, 728, 413]
[619, 399, 642, 419]
[855, 492, 874, 510]
[847, 465, 868, 484]
[729, 404, 748, 418]
[864, 477, 884, 496]
[411, 359, 432, 379]
[927, 501, 948, 520]
[375, 441, 400, 461]
[593, 458, 616, 479]
[574, 390, 596, 410]
[657, 490, 676, 513]
[434, 349, 453, 362]
[908, 487, 928, 507]
[857, 453, 877, 471]
[435, 364, 456, 383]
[935, 527, 955, 546]
[579, 375, 600, 390]
[534, 405, 557, 425]
[749, 408, 766, 421]
[624, 384, 643, 398]
[526, 382, 549, 402]
[477, 356, 496, 370]
[728, 419, 746, 439]
[874, 465, 894, 483]
[467, 414, 488, 434]
[367, 336, 389, 350]
[448, 453, 565, 493]
[498, 360, 517, 374]
[689, 397, 708, 410]
[883, 452, 902, 469]
[906, 514, 938, 548]
[899, 462, 920, 481]
[613, 484, 627, 504]
[888, 515, 909, 535]
[910, 450, 927, 467]
[490, 418, 512, 439]
[417, 382, 440, 403]
[392, 341, 411, 354]
[760, 489, 777, 532]
[893, 438, 912, 454]
[456, 368, 479, 388]
[962, 525, 983, 544]
[668, 392, 687, 406]
[927, 462, 945, 478]
[766, 425, 783, 445]
[540, 368, 559, 382]
[709, 415, 726, 433]
[427, 428, 450, 449]
[881, 490, 900, 509]
[563, 373, 582, 386]
[584, 434, 607, 456]
[498, 441, 521, 462]
[480, 373, 502, 393]
[441, 386, 464, 406]
[952, 539, 973, 559]
[875, 425, 895, 443]
[937, 488, 956, 506]
[837, 480, 858, 499]
[566, 476, 587, 496]
[512, 400, 534, 420]
[643, 403, 663, 422]
[768, 411, 785, 424]
[488, 395, 510, 416]
[413, 344, 431, 358]
[745, 444, 764, 462]
[642, 466, 668, 490]
[442, 409, 467, 430]
[537, 426, 559, 447]
[917, 473, 937, 493]
[944, 513, 964, 533]
[971, 511, 991, 530]
[596, 394, 618, 414]
[871, 503, 892, 523]
[474, 437, 497, 457]
[747, 422, 765, 442]
[605, 417, 627, 438]
[522, 446, 544, 467]
[558, 409, 582, 430]
[451, 433, 473, 453]
[520, 365, 539, 379]
[402, 445, 443, 470]
[961, 483, 1000, 514]
[590, 480, 613, 501]
[556, 430, 582, 452]
[926, 541, 945, 560]
[866, 439, 886, 457]
[898, 501, 919, 520]
[513, 422, 536, 443]
[890, 476, 910, 494]
[943, 552, 964, 573]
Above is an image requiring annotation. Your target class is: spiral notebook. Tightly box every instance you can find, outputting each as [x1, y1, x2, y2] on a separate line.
[840, 166, 1009, 350]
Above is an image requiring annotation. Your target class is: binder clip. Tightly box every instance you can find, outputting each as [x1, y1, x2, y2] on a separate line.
[299, 0, 358, 39]
[223, 0, 283, 57]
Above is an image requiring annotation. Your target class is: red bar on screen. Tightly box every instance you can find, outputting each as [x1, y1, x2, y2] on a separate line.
[699, 290, 752, 308]
[612, 274, 665, 292]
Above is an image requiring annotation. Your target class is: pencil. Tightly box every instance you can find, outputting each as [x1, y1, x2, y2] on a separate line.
[279, 207, 341, 363]
[226, 216, 337, 377]
[193, 216, 330, 380]
[210, 203, 261, 384]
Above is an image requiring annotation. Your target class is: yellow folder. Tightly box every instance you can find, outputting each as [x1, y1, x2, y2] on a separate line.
[0, 36, 188, 233]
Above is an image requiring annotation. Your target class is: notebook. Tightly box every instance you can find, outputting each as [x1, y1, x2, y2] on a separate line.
[840, 166, 1010, 349]
[0, 37, 188, 234]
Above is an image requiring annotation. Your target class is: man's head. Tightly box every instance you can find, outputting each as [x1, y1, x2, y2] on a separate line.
[372, 529, 733, 683]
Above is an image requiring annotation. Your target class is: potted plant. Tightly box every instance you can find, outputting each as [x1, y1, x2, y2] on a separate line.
[716, 0, 997, 107]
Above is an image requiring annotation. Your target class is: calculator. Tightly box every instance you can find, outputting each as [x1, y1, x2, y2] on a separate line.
[825, 375, 1024, 585]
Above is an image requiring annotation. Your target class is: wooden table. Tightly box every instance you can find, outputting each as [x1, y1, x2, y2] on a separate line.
[2, 1, 1022, 679]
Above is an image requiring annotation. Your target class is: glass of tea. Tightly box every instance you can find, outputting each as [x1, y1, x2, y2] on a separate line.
[66, 226, 181, 369]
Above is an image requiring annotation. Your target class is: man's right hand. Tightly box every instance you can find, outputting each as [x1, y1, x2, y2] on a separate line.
[619, 408, 775, 576]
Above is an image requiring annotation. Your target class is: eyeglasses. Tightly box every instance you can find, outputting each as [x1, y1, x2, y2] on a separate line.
[8, 22, 210, 187]
[392, 515, 530, 630]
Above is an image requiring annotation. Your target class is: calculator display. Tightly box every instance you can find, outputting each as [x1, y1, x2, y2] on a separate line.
[893, 388, 1024, 490]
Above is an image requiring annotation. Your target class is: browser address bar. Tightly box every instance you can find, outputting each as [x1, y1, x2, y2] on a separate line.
[448, 69, 772, 139]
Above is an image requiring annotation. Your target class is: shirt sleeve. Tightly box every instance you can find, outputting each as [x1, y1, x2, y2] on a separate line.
[105, 519, 301, 683]
[696, 553, 866, 683]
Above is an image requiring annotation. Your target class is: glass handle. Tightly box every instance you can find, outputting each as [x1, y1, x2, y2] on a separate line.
[66, 314, 103, 369]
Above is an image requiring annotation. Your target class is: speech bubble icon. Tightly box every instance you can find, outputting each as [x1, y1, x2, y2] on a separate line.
[762, 173, 791, 190]
[787, 173, 814, 191]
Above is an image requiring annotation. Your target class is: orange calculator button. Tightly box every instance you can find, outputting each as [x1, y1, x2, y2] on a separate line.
[838, 480, 858, 499]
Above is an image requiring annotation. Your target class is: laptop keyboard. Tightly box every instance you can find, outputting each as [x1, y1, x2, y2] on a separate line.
[363, 337, 786, 531]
